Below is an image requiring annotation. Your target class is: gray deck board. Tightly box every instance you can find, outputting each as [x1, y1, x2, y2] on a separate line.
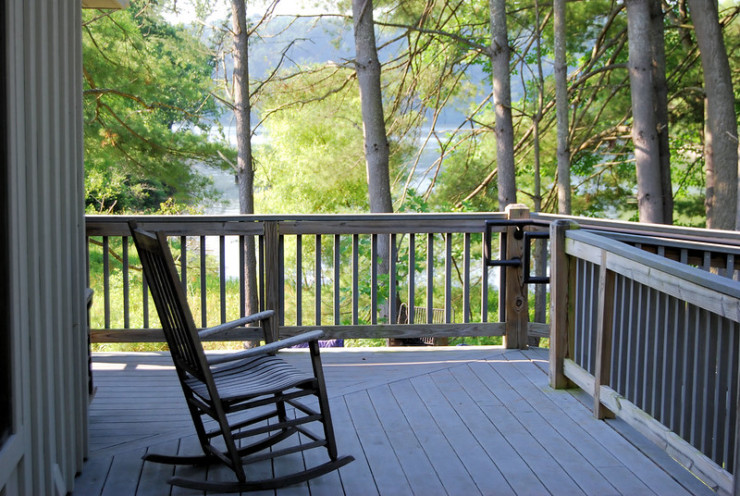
[505, 353, 698, 495]
[448, 364, 587, 496]
[389, 379, 482, 495]
[74, 347, 711, 495]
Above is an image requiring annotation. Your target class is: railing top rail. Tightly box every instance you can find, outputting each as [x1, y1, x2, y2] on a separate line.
[88, 213, 740, 248]
[595, 231, 740, 256]
[567, 229, 740, 301]
[535, 212, 740, 246]
[85, 212, 511, 236]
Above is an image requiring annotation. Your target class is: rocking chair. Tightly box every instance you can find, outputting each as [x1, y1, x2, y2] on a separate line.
[129, 222, 353, 492]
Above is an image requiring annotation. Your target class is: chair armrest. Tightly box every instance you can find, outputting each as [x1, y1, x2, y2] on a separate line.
[198, 310, 275, 339]
[207, 330, 325, 365]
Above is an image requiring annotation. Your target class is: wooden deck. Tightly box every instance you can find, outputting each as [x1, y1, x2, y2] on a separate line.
[74, 347, 714, 495]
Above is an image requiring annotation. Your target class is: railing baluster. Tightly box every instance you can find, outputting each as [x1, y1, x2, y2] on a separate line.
[666, 294, 680, 433]
[334, 234, 340, 326]
[587, 261, 597, 374]
[408, 233, 415, 324]
[594, 251, 615, 419]
[728, 322, 739, 471]
[199, 235, 206, 327]
[427, 233, 434, 324]
[371, 234, 377, 325]
[700, 310, 716, 456]
[613, 275, 625, 395]
[445, 233, 452, 323]
[352, 234, 359, 326]
[726, 253, 735, 279]
[239, 235, 245, 318]
[712, 317, 728, 464]
[180, 235, 187, 290]
[122, 236, 129, 329]
[390, 233, 397, 325]
[678, 301, 691, 441]
[219, 236, 226, 323]
[481, 234, 489, 323]
[623, 278, 635, 401]
[652, 292, 667, 419]
[103, 236, 110, 329]
[279, 233, 285, 328]
[633, 283, 645, 406]
[142, 269, 149, 329]
[258, 234, 265, 312]
[463, 233, 470, 324]
[296, 234, 302, 326]
[641, 288, 659, 416]
[315, 234, 322, 326]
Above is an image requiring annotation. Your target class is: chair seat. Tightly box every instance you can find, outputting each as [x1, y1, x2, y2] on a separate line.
[185, 355, 317, 405]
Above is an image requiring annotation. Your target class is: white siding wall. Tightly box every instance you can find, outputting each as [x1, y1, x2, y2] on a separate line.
[0, 1, 88, 494]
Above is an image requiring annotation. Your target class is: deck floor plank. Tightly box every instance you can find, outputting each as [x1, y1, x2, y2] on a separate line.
[344, 389, 414, 496]
[389, 379, 482, 496]
[136, 439, 178, 496]
[505, 352, 699, 495]
[448, 364, 588, 496]
[410, 372, 516, 495]
[467, 360, 624, 495]
[367, 384, 447, 496]
[490, 356, 656, 494]
[328, 396, 379, 496]
[73, 347, 712, 495]
[430, 367, 551, 495]
[99, 446, 146, 496]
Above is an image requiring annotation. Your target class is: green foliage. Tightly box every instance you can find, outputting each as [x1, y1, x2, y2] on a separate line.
[254, 66, 368, 212]
[83, 1, 231, 213]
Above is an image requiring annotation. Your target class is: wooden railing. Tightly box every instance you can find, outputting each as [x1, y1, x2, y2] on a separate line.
[549, 220, 740, 495]
[85, 207, 551, 345]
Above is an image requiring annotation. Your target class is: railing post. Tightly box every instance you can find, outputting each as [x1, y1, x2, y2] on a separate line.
[504, 204, 530, 349]
[734, 378, 740, 496]
[549, 219, 578, 388]
[593, 250, 616, 419]
[264, 221, 281, 343]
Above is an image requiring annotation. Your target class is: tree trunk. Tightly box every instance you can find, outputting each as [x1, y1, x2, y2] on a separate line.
[489, 0, 517, 210]
[352, 0, 395, 329]
[352, 0, 393, 215]
[626, 0, 665, 224]
[649, 0, 673, 224]
[232, 0, 259, 316]
[687, 0, 739, 230]
[554, 0, 571, 215]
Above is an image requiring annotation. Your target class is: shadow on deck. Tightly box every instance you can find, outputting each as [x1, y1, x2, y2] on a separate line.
[74, 347, 713, 495]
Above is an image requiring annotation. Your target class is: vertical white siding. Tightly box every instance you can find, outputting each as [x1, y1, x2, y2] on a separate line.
[0, 1, 88, 494]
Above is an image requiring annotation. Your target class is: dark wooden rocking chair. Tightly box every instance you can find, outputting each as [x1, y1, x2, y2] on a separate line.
[129, 222, 353, 492]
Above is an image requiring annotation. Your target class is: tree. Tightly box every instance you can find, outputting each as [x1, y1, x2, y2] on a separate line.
[83, 1, 226, 213]
[230, 0, 259, 315]
[626, 0, 666, 224]
[489, 0, 517, 208]
[352, 0, 393, 215]
[649, 0, 673, 224]
[554, 0, 571, 215]
[255, 68, 369, 213]
[687, 0, 739, 230]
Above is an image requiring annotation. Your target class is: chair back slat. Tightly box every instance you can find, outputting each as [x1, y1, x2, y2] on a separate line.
[130, 222, 208, 380]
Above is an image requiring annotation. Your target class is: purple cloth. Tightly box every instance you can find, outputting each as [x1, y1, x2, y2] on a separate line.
[291, 339, 344, 349]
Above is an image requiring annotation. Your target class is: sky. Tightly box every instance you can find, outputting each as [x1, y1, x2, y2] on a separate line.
[163, 0, 331, 25]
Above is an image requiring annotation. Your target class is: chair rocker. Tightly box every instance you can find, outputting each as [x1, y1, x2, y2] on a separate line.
[129, 222, 353, 492]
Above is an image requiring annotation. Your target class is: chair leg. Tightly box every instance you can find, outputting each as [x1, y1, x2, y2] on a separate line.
[275, 392, 288, 424]
[308, 341, 339, 460]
